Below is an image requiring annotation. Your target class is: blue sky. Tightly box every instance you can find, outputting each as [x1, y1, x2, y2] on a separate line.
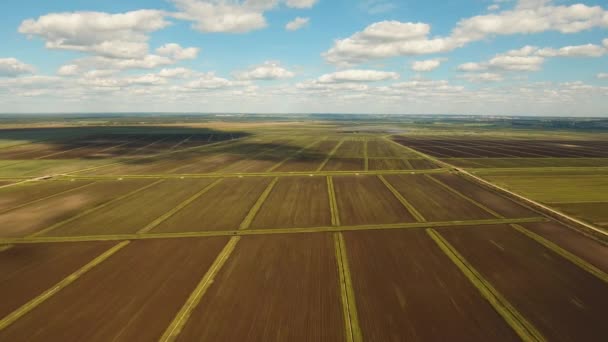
[0, 0, 607, 116]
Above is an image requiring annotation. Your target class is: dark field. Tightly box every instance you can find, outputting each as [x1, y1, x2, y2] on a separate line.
[1, 117, 607, 341]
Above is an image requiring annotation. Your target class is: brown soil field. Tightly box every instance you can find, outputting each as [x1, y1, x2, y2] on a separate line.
[523, 221, 608, 273]
[408, 159, 439, 169]
[273, 156, 324, 172]
[335, 140, 364, 157]
[0, 180, 93, 212]
[176, 234, 344, 342]
[368, 159, 411, 170]
[153, 177, 271, 232]
[322, 158, 365, 171]
[438, 224, 608, 341]
[0, 179, 154, 238]
[0, 238, 229, 342]
[0, 241, 115, 318]
[315, 140, 339, 154]
[45, 179, 216, 236]
[551, 202, 608, 228]
[383, 174, 495, 221]
[367, 140, 401, 157]
[431, 173, 536, 218]
[344, 230, 520, 341]
[446, 158, 608, 168]
[333, 175, 415, 225]
[251, 176, 331, 229]
[219, 158, 281, 173]
[0, 143, 65, 159]
[163, 154, 243, 174]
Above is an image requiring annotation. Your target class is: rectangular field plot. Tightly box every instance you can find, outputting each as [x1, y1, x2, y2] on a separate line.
[334, 140, 364, 158]
[438, 224, 608, 341]
[0, 238, 229, 342]
[272, 156, 323, 172]
[523, 221, 608, 273]
[251, 176, 331, 229]
[367, 140, 406, 158]
[322, 158, 365, 171]
[552, 202, 608, 228]
[368, 159, 412, 170]
[175, 234, 345, 342]
[153, 177, 271, 232]
[0, 180, 93, 213]
[0, 179, 154, 238]
[0, 241, 115, 319]
[447, 158, 608, 169]
[431, 173, 536, 218]
[383, 174, 495, 221]
[333, 175, 415, 225]
[44, 179, 216, 236]
[409, 158, 439, 170]
[343, 230, 519, 341]
[0, 159, 112, 178]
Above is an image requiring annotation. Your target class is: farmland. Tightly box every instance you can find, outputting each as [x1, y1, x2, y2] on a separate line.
[0, 115, 607, 341]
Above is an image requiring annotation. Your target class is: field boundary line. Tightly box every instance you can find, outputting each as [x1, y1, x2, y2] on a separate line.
[363, 140, 369, 171]
[0, 181, 97, 215]
[266, 139, 323, 172]
[159, 236, 240, 342]
[2, 217, 548, 245]
[334, 233, 362, 342]
[0, 240, 129, 331]
[510, 224, 608, 283]
[30, 179, 165, 237]
[427, 229, 545, 342]
[239, 177, 279, 230]
[138, 178, 224, 234]
[402, 159, 413, 170]
[317, 139, 344, 171]
[424, 174, 504, 218]
[0, 244, 13, 253]
[378, 175, 426, 222]
[327, 176, 341, 226]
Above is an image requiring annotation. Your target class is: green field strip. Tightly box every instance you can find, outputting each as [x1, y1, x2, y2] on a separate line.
[510, 224, 608, 283]
[138, 178, 224, 234]
[427, 229, 545, 342]
[159, 236, 240, 342]
[470, 166, 608, 175]
[424, 174, 505, 218]
[0, 240, 129, 332]
[0, 244, 13, 252]
[0, 181, 98, 215]
[239, 177, 279, 230]
[317, 139, 345, 171]
[334, 233, 363, 342]
[1, 217, 548, 245]
[266, 139, 324, 172]
[402, 158, 414, 169]
[28, 179, 166, 238]
[363, 140, 369, 171]
[383, 137, 454, 169]
[327, 176, 341, 226]
[378, 175, 427, 222]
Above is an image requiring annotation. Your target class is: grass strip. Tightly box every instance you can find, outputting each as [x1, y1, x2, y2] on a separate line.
[239, 177, 279, 230]
[316, 139, 345, 171]
[427, 229, 545, 342]
[0, 241, 129, 331]
[378, 175, 426, 222]
[327, 176, 341, 226]
[334, 233, 362, 342]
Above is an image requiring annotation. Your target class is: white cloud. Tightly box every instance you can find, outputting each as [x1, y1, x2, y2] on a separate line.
[457, 62, 487, 72]
[236, 61, 295, 80]
[285, 0, 318, 9]
[286, 17, 309, 31]
[0, 58, 35, 77]
[19, 10, 169, 59]
[461, 72, 504, 82]
[171, 0, 270, 33]
[158, 67, 195, 78]
[598, 73, 608, 79]
[604, 38, 608, 48]
[318, 69, 399, 83]
[411, 59, 443, 72]
[536, 44, 606, 57]
[185, 73, 238, 89]
[488, 55, 545, 71]
[57, 64, 80, 76]
[488, 4, 500, 11]
[156, 43, 200, 60]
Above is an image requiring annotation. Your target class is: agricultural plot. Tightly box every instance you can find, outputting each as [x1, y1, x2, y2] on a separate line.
[322, 158, 365, 171]
[152, 177, 271, 232]
[447, 158, 608, 169]
[44, 179, 215, 236]
[0, 180, 93, 212]
[0, 241, 115, 318]
[272, 155, 324, 172]
[0, 159, 112, 177]
[175, 234, 344, 342]
[367, 139, 413, 158]
[409, 158, 439, 170]
[438, 224, 608, 341]
[344, 230, 520, 341]
[368, 158, 411, 170]
[383, 174, 494, 221]
[431, 173, 536, 218]
[333, 175, 415, 225]
[251, 176, 331, 229]
[0, 179, 154, 238]
[0, 238, 229, 342]
[334, 140, 364, 158]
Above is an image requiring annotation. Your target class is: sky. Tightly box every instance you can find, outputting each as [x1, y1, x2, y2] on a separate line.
[0, 0, 607, 116]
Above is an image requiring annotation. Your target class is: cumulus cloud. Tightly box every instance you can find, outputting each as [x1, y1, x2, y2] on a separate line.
[0, 58, 35, 77]
[536, 44, 606, 57]
[461, 72, 504, 82]
[285, 0, 318, 8]
[19, 10, 169, 59]
[235, 61, 295, 80]
[185, 72, 239, 89]
[171, 0, 271, 33]
[324, 1, 608, 65]
[411, 59, 443, 72]
[604, 38, 608, 48]
[158, 67, 196, 78]
[156, 43, 200, 60]
[598, 73, 608, 79]
[317, 69, 399, 83]
[286, 17, 309, 31]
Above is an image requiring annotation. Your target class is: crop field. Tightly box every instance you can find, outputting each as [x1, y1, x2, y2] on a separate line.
[1, 116, 607, 341]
